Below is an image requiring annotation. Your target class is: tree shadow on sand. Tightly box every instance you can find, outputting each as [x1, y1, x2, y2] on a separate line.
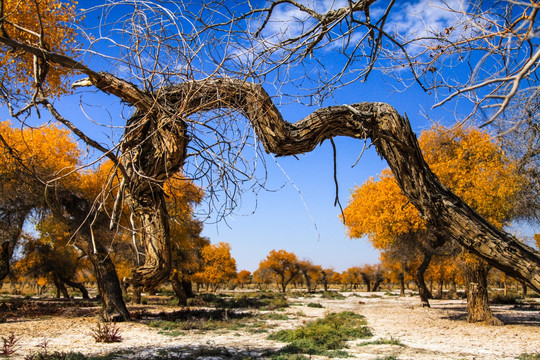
[436, 301, 540, 326]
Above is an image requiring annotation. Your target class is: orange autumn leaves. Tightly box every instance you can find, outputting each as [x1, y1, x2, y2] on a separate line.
[343, 125, 525, 250]
[193, 242, 237, 290]
[0, 0, 80, 97]
[0, 120, 81, 194]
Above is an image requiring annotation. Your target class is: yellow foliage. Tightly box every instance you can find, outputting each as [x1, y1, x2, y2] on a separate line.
[257, 249, 300, 291]
[235, 270, 251, 285]
[0, 0, 80, 97]
[0, 121, 81, 187]
[344, 125, 525, 249]
[193, 242, 237, 286]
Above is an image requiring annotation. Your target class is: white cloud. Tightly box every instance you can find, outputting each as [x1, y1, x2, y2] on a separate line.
[387, 0, 471, 46]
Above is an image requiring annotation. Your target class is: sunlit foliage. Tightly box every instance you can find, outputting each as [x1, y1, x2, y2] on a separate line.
[0, 0, 80, 98]
[257, 249, 300, 293]
[344, 125, 525, 248]
[193, 242, 237, 291]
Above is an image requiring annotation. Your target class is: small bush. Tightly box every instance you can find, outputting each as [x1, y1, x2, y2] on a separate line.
[266, 297, 289, 310]
[306, 302, 324, 308]
[518, 354, 540, 360]
[91, 321, 123, 343]
[268, 311, 372, 356]
[24, 340, 87, 360]
[260, 312, 289, 321]
[146, 308, 258, 332]
[1, 332, 20, 357]
[24, 351, 88, 360]
[358, 337, 404, 347]
[289, 291, 312, 298]
[186, 296, 206, 307]
[270, 354, 309, 360]
[320, 291, 346, 300]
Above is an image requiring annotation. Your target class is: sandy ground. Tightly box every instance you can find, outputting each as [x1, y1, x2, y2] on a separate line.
[0, 292, 538, 359]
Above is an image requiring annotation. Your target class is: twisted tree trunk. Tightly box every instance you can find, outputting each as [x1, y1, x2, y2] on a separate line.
[463, 261, 502, 325]
[0, 210, 30, 282]
[60, 276, 89, 299]
[53, 190, 130, 321]
[120, 79, 540, 292]
[416, 252, 432, 307]
[398, 273, 405, 296]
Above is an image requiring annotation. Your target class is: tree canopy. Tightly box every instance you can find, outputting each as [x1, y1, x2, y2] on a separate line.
[344, 125, 526, 248]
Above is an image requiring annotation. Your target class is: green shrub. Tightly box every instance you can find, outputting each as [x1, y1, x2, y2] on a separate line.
[266, 297, 289, 310]
[320, 291, 346, 300]
[518, 354, 540, 360]
[24, 352, 88, 360]
[306, 302, 324, 308]
[268, 311, 372, 356]
[260, 312, 289, 320]
[358, 337, 404, 347]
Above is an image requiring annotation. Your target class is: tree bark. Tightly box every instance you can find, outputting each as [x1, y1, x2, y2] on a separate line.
[45, 184, 131, 321]
[398, 273, 405, 296]
[61, 276, 89, 299]
[361, 273, 372, 292]
[416, 252, 432, 307]
[86, 248, 130, 321]
[171, 276, 188, 306]
[0, 210, 29, 282]
[182, 280, 195, 298]
[463, 261, 502, 325]
[435, 279, 444, 299]
[0, 242, 10, 283]
[372, 277, 383, 292]
[53, 276, 70, 299]
[449, 280, 457, 299]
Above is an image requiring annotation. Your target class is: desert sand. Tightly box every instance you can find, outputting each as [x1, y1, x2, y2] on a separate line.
[0, 291, 538, 359]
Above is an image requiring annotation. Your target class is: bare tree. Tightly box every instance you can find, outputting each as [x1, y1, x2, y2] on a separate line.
[0, 0, 538, 297]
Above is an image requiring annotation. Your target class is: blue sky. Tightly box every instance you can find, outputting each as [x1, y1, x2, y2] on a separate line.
[199, 72, 451, 272]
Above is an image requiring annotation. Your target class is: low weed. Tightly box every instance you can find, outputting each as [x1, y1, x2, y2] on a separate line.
[518, 354, 540, 360]
[24, 351, 88, 360]
[190, 292, 289, 310]
[268, 311, 372, 357]
[145, 308, 276, 333]
[24, 340, 87, 360]
[320, 291, 346, 300]
[1, 332, 20, 357]
[91, 321, 123, 343]
[288, 291, 312, 299]
[259, 312, 289, 321]
[358, 337, 404, 347]
[306, 302, 323, 308]
[270, 355, 309, 360]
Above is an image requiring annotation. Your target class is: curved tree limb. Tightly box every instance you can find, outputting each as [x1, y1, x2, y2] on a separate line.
[156, 78, 540, 292]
